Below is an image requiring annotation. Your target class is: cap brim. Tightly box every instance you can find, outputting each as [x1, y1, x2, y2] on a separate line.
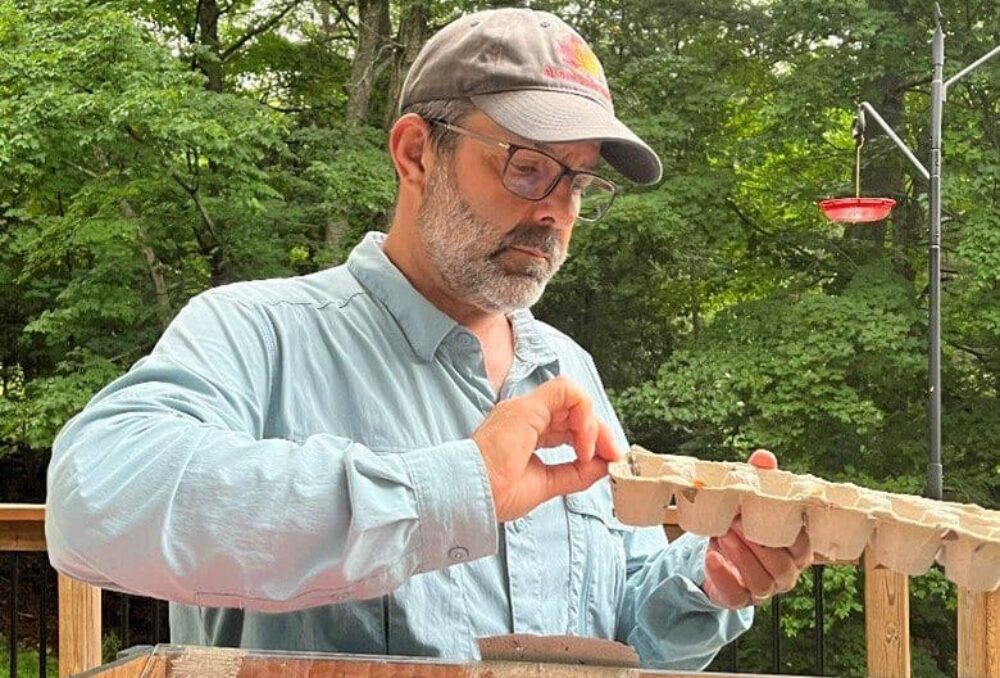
[470, 90, 662, 185]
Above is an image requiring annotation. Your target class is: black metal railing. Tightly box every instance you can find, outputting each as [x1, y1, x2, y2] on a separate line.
[2, 552, 170, 678]
[4, 552, 50, 678]
[719, 563, 828, 675]
[3, 553, 833, 677]
[103, 590, 171, 662]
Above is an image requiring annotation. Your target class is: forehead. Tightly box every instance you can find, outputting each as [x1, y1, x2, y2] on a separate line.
[464, 111, 602, 169]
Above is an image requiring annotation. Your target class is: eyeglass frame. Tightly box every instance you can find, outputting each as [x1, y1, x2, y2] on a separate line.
[425, 118, 620, 222]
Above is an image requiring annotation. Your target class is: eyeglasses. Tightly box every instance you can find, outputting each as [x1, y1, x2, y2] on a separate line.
[427, 119, 620, 223]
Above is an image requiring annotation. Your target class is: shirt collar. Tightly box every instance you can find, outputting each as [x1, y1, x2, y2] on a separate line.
[510, 308, 559, 368]
[347, 232, 457, 362]
[346, 231, 559, 368]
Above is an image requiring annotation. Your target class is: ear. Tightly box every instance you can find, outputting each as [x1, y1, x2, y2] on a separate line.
[389, 114, 435, 195]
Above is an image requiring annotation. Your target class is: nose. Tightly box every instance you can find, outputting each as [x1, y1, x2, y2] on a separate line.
[528, 175, 579, 228]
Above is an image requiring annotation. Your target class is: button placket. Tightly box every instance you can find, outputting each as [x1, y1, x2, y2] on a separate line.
[506, 517, 542, 634]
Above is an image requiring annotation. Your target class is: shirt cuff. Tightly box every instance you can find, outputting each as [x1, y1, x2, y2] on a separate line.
[403, 438, 499, 572]
[671, 532, 710, 587]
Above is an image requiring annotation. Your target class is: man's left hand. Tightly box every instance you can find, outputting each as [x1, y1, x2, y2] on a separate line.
[701, 449, 813, 609]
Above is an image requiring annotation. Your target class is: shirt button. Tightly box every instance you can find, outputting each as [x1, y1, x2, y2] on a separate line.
[448, 546, 469, 562]
[458, 333, 476, 350]
[509, 518, 527, 533]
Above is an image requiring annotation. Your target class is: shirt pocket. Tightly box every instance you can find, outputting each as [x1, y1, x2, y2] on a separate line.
[564, 487, 628, 639]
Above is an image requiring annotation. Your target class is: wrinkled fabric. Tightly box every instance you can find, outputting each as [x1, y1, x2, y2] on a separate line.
[46, 231, 751, 669]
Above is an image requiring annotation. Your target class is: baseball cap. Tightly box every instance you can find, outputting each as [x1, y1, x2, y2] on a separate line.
[398, 8, 663, 185]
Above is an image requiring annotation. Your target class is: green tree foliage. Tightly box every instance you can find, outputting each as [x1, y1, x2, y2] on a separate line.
[2, 0, 998, 675]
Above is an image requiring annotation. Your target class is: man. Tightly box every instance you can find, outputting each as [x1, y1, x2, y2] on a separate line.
[46, 8, 810, 670]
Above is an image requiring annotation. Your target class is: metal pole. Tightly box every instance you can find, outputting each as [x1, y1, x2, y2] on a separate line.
[856, 103, 930, 181]
[814, 565, 825, 675]
[850, 9, 1000, 501]
[772, 595, 782, 674]
[944, 44, 1000, 93]
[927, 6, 944, 500]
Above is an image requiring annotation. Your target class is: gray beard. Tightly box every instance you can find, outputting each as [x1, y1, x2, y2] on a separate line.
[415, 161, 568, 315]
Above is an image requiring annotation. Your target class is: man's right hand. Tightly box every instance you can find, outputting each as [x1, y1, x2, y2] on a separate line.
[472, 376, 622, 523]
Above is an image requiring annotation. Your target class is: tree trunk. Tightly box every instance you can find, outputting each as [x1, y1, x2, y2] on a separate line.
[384, 0, 430, 127]
[120, 201, 172, 329]
[197, 0, 224, 93]
[345, 0, 391, 126]
[325, 211, 348, 251]
[318, 0, 332, 33]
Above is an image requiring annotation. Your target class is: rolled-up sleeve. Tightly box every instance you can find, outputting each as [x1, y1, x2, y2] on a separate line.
[46, 291, 497, 612]
[616, 528, 753, 669]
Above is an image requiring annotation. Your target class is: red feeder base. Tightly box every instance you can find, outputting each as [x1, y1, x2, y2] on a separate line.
[819, 197, 896, 223]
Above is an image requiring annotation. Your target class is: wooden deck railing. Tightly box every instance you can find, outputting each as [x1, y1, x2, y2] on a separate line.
[2, 503, 998, 677]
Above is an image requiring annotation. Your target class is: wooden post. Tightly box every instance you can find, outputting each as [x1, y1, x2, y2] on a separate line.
[58, 574, 102, 677]
[864, 547, 911, 678]
[958, 587, 1000, 678]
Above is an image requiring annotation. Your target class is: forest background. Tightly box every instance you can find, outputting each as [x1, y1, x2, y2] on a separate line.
[1, 0, 998, 676]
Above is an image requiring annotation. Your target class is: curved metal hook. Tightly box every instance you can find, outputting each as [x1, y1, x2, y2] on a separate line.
[852, 107, 866, 144]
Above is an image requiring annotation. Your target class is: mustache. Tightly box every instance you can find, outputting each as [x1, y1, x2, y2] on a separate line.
[493, 226, 564, 259]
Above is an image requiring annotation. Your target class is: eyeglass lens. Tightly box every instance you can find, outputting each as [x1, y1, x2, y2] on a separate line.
[504, 148, 614, 221]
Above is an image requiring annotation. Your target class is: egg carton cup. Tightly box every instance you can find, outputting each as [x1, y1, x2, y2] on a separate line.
[609, 446, 1000, 591]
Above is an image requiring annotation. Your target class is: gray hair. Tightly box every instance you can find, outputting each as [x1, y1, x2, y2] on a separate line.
[399, 98, 478, 156]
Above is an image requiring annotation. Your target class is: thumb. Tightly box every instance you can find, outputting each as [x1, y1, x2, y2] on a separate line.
[534, 455, 609, 500]
[748, 448, 778, 470]
[703, 549, 750, 609]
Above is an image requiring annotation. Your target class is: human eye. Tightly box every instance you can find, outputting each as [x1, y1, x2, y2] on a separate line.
[508, 152, 547, 177]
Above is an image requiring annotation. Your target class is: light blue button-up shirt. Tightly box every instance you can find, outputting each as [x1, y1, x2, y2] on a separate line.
[46, 231, 751, 670]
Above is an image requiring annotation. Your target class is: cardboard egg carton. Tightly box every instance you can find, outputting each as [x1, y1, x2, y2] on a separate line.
[609, 446, 1000, 591]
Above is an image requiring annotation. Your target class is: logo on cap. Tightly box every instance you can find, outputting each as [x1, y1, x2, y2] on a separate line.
[542, 34, 611, 104]
[558, 35, 603, 79]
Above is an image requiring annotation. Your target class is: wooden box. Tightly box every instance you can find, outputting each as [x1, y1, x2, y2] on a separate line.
[75, 644, 797, 678]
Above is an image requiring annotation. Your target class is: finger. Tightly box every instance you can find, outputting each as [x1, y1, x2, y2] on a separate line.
[536, 414, 591, 450]
[537, 423, 575, 450]
[703, 549, 752, 609]
[787, 526, 813, 571]
[730, 518, 804, 592]
[730, 528, 800, 594]
[748, 449, 778, 470]
[522, 377, 570, 438]
[534, 375, 579, 413]
[535, 377, 606, 463]
[567, 392, 594, 444]
[574, 418, 598, 465]
[716, 530, 776, 599]
[538, 456, 609, 499]
[594, 421, 621, 462]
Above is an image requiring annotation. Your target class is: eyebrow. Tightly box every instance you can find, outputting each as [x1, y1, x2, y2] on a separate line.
[532, 140, 602, 173]
[466, 121, 601, 173]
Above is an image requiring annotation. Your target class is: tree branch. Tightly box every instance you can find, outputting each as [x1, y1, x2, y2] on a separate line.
[946, 339, 992, 362]
[264, 102, 342, 113]
[119, 199, 172, 330]
[325, 0, 358, 33]
[221, 0, 302, 62]
[898, 75, 933, 93]
[723, 197, 849, 272]
[218, 0, 240, 17]
[67, 161, 99, 179]
[172, 173, 220, 246]
[188, 0, 203, 43]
